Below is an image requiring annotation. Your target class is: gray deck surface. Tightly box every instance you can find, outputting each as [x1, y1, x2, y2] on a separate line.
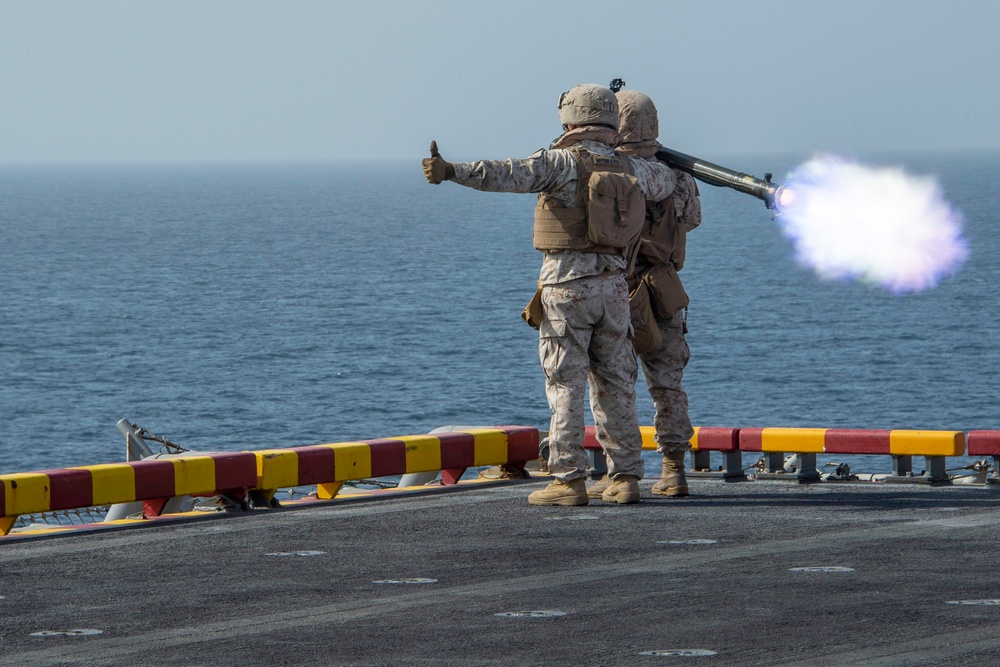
[3, 477, 1000, 666]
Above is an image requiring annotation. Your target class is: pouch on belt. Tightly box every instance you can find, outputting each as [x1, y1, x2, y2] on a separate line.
[521, 283, 544, 330]
[628, 279, 661, 355]
[642, 263, 689, 319]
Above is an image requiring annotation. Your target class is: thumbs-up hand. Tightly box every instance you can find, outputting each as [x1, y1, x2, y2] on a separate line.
[422, 140, 455, 184]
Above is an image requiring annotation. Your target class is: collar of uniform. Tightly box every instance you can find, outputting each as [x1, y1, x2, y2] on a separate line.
[617, 139, 662, 158]
[550, 126, 622, 150]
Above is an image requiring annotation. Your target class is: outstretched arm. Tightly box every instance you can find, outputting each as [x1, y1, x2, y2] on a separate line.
[423, 143, 576, 195]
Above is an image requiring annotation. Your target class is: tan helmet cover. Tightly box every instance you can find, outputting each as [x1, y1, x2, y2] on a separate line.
[558, 84, 619, 130]
[615, 90, 659, 144]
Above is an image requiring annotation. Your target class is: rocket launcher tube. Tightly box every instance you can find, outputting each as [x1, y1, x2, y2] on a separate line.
[655, 146, 791, 212]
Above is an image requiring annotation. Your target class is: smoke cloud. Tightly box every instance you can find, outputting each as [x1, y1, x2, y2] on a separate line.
[777, 155, 968, 293]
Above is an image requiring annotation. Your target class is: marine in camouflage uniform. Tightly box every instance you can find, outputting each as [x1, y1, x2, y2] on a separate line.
[422, 84, 676, 506]
[608, 89, 702, 498]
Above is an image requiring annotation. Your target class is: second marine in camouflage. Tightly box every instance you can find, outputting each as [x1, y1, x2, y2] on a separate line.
[607, 88, 702, 498]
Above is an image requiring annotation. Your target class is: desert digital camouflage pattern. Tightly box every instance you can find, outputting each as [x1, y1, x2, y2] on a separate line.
[450, 130, 675, 286]
[616, 89, 703, 456]
[447, 127, 677, 483]
[539, 273, 643, 480]
[639, 309, 695, 453]
[672, 172, 701, 232]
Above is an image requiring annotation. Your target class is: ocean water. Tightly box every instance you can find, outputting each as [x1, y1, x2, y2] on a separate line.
[1, 152, 998, 476]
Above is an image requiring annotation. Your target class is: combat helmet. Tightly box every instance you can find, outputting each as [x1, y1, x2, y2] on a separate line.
[615, 90, 658, 144]
[558, 84, 619, 130]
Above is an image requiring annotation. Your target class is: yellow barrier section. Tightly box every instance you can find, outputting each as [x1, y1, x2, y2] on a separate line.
[639, 426, 657, 450]
[316, 481, 345, 500]
[690, 426, 701, 451]
[399, 435, 442, 473]
[464, 429, 508, 466]
[761, 428, 828, 453]
[255, 450, 300, 491]
[314, 441, 371, 500]
[331, 443, 373, 482]
[3, 472, 51, 515]
[890, 430, 965, 457]
[84, 464, 137, 506]
[171, 456, 217, 496]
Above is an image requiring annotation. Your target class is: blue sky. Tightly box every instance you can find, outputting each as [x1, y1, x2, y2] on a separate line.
[1, 0, 997, 162]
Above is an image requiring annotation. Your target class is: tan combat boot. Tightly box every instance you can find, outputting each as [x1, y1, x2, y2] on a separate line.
[528, 478, 589, 506]
[586, 475, 610, 499]
[601, 475, 641, 504]
[651, 451, 689, 498]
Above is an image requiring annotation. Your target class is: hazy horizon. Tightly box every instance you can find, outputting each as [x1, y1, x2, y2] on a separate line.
[2, 0, 999, 164]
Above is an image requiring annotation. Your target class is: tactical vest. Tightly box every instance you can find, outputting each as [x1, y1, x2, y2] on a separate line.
[532, 146, 645, 254]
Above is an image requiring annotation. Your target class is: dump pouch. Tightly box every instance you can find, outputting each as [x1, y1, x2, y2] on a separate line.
[521, 285, 544, 330]
[586, 170, 646, 249]
[638, 196, 679, 266]
[642, 263, 689, 319]
[628, 280, 662, 355]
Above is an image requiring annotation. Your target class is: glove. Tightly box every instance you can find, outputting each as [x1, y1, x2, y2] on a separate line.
[422, 140, 455, 184]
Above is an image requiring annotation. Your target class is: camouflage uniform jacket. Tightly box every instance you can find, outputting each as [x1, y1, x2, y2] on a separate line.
[450, 138, 676, 286]
[673, 171, 702, 233]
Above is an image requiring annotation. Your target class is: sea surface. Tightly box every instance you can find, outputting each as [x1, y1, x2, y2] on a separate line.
[2, 152, 998, 476]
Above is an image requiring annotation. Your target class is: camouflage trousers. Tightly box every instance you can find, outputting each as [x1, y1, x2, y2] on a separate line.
[538, 272, 644, 482]
[639, 309, 694, 454]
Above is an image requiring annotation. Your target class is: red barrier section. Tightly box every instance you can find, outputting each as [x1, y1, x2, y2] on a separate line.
[695, 428, 740, 451]
[582, 426, 601, 450]
[968, 431, 1000, 456]
[824, 429, 892, 454]
[438, 432, 476, 469]
[130, 459, 176, 500]
[739, 428, 765, 452]
[366, 439, 407, 477]
[500, 425, 541, 461]
[40, 469, 94, 511]
[212, 452, 258, 491]
[293, 446, 337, 485]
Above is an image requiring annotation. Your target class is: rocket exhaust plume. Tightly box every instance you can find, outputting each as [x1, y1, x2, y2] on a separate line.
[777, 155, 968, 293]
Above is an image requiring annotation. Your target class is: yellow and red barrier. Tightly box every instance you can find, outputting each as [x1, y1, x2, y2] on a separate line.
[0, 452, 258, 535]
[582, 425, 743, 478]
[739, 427, 964, 457]
[1, 421, 991, 537]
[967, 431, 1000, 483]
[253, 426, 538, 501]
[580, 425, 967, 482]
[0, 426, 539, 536]
[739, 427, 964, 481]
